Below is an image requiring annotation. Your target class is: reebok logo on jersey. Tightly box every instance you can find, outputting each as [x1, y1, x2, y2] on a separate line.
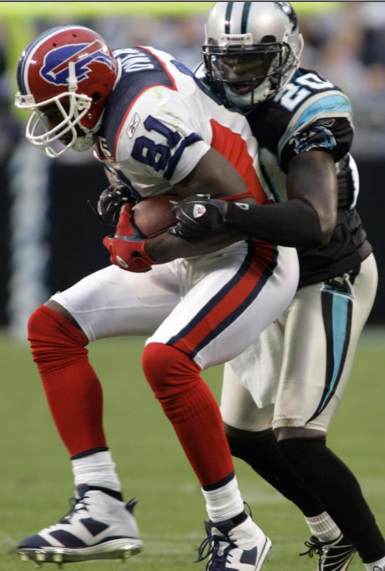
[127, 113, 141, 139]
[193, 204, 207, 219]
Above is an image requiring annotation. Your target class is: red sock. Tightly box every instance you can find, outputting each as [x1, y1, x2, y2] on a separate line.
[28, 305, 106, 457]
[142, 342, 234, 487]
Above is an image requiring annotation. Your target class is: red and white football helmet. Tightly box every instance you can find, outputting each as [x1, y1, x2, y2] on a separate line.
[15, 25, 118, 157]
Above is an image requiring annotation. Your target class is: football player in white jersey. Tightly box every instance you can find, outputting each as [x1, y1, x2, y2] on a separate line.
[173, 3, 385, 571]
[14, 25, 300, 570]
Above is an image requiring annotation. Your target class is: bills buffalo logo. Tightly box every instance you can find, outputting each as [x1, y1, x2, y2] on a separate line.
[40, 40, 114, 86]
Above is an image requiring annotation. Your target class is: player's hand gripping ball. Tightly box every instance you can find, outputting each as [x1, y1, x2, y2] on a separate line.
[97, 184, 134, 225]
[170, 194, 228, 239]
[132, 195, 177, 238]
[103, 204, 153, 272]
[103, 195, 177, 272]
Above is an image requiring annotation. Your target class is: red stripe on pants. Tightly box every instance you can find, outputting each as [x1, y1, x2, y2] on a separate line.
[172, 242, 275, 356]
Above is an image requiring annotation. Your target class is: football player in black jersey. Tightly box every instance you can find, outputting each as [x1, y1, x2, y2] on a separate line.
[172, 3, 385, 571]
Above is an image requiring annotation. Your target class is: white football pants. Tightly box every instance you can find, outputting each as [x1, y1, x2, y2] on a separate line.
[221, 253, 378, 431]
[52, 242, 299, 370]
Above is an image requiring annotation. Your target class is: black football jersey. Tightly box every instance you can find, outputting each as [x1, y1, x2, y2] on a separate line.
[200, 65, 372, 288]
[246, 68, 371, 287]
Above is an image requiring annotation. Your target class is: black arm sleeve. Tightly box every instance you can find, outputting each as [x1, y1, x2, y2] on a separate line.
[225, 199, 323, 247]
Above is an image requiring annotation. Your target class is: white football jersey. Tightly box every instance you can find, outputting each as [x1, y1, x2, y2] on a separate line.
[96, 46, 271, 204]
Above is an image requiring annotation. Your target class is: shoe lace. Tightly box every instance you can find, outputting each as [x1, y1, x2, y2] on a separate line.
[300, 537, 323, 558]
[59, 494, 90, 524]
[196, 528, 232, 571]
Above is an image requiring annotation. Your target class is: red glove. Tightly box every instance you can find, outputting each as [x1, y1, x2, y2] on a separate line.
[103, 204, 154, 272]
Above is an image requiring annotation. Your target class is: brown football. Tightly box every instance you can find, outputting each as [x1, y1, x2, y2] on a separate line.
[132, 195, 178, 238]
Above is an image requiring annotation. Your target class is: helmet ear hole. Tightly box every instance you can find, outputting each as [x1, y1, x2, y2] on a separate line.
[262, 35, 276, 43]
[91, 92, 102, 102]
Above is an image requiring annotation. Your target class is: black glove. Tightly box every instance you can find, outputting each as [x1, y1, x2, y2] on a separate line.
[97, 184, 134, 225]
[170, 194, 228, 239]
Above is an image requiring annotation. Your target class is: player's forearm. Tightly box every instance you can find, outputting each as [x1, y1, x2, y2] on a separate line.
[225, 199, 323, 247]
[145, 229, 244, 263]
[286, 151, 338, 244]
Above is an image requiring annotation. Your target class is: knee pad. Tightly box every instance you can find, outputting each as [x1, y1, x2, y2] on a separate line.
[28, 305, 88, 373]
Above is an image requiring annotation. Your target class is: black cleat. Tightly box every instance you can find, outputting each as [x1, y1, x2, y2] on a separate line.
[301, 533, 356, 571]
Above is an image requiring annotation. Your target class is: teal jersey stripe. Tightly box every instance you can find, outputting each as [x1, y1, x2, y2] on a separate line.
[318, 292, 350, 411]
[307, 285, 353, 423]
[279, 93, 353, 158]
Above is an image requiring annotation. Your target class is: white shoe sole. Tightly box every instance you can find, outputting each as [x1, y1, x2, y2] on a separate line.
[18, 537, 143, 564]
[255, 536, 272, 571]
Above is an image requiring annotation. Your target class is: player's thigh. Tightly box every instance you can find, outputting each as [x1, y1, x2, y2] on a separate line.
[273, 254, 378, 431]
[224, 318, 284, 410]
[51, 264, 180, 341]
[147, 243, 298, 369]
[221, 362, 274, 431]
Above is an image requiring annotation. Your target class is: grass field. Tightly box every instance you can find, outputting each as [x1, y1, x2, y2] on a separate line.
[0, 330, 384, 571]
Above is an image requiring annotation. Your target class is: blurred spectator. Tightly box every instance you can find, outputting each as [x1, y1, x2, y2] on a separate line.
[95, 14, 204, 68]
[2, 5, 385, 160]
[317, 6, 367, 98]
[360, 2, 385, 93]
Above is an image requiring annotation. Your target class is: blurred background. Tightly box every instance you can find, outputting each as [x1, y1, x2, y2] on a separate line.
[0, 1, 384, 337]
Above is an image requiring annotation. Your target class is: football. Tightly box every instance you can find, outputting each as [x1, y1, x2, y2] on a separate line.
[132, 195, 178, 238]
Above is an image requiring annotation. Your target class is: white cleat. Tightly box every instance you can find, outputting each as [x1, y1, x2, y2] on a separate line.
[197, 514, 272, 570]
[17, 485, 143, 565]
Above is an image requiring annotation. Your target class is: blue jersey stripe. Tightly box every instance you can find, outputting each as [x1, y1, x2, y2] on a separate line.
[101, 48, 176, 157]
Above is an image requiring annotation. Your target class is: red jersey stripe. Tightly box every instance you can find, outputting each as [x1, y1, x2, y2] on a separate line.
[210, 119, 266, 205]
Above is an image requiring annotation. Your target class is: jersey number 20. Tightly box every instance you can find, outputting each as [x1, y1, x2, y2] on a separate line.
[277, 73, 334, 112]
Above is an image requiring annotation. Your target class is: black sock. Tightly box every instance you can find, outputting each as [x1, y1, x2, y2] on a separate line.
[77, 484, 123, 502]
[278, 438, 385, 563]
[226, 426, 324, 517]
